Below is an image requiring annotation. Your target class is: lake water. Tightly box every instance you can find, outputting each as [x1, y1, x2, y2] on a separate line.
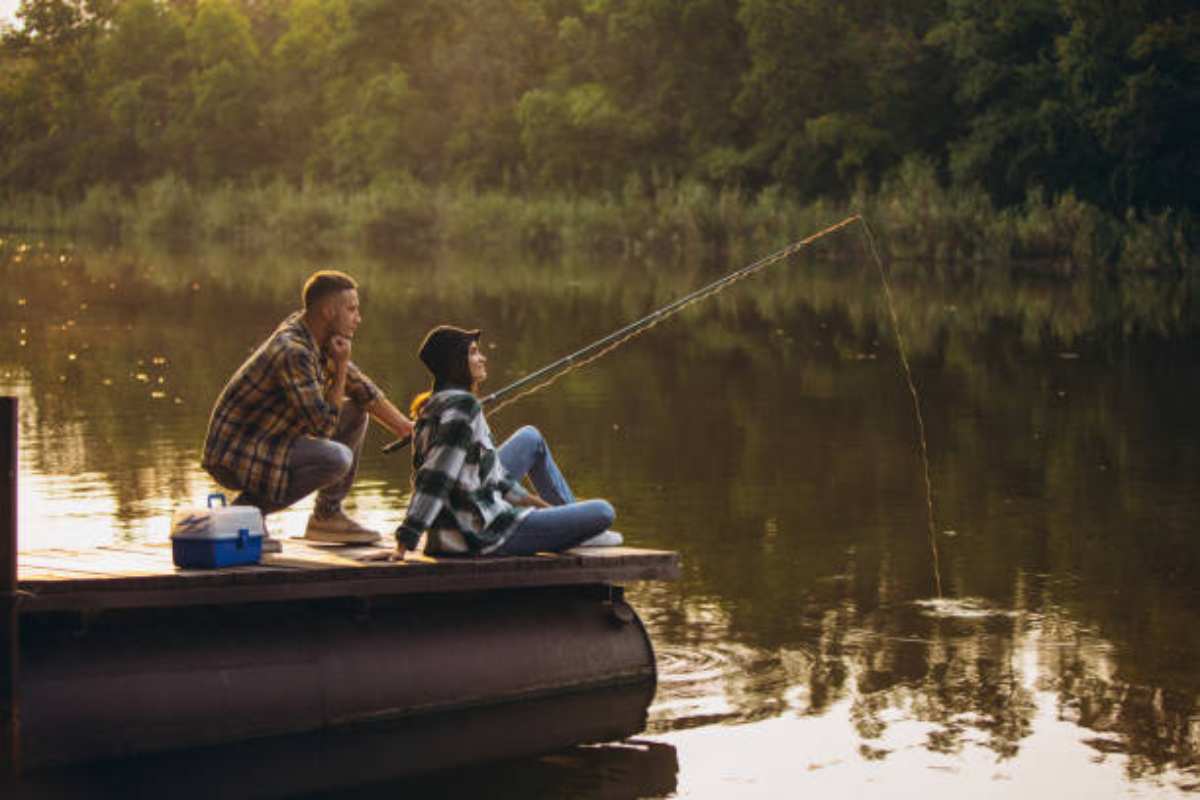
[3, 233, 1200, 797]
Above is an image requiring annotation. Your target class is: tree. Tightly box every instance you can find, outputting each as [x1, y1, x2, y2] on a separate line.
[0, 0, 115, 192]
[929, 0, 1084, 206]
[95, 0, 189, 185]
[737, 0, 954, 197]
[1056, 2, 1200, 212]
[267, 0, 347, 183]
[186, 0, 268, 181]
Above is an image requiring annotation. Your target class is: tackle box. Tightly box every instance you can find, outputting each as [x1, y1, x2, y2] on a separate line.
[170, 493, 265, 568]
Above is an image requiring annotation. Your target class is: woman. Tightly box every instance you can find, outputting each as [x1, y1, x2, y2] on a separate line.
[387, 325, 618, 560]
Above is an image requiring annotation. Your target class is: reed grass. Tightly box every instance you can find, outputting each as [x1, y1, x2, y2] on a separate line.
[0, 163, 1195, 270]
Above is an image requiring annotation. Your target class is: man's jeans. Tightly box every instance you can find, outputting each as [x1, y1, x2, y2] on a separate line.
[493, 425, 615, 556]
[214, 401, 369, 517]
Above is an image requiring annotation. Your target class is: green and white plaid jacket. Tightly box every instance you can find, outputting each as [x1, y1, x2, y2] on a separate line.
[395, 390, 530, 552]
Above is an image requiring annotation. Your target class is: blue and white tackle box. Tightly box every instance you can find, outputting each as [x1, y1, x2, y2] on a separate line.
[170, 493, 265, 568]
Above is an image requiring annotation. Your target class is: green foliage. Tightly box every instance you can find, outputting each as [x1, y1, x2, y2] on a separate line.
[321, 67, 423, 186]
[186, 0, 268, 181]
[0, 0, 1196, 266]
[73, 182, 127, 241]
[517, 82, 651, 188]
[737, 0, 952, 195]
[355, 176, 440, 251]
[132, 174, 198, 243]
[932, 0, 1199, 214]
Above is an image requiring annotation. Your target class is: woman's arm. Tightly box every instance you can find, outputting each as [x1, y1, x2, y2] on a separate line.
[514, 493, 551, 509]
[388, 401, 480, 559]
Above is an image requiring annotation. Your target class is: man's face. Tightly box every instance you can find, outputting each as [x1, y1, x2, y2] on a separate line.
[329, 289, 362, 339]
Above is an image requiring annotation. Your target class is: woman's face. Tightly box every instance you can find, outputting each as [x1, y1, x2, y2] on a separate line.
[468, 340, 487, 387]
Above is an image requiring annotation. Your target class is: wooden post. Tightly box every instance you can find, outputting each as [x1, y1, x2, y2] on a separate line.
[0, 397, 18, 779]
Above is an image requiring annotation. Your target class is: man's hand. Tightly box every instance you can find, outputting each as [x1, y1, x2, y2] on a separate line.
[328, 334, 352, 367]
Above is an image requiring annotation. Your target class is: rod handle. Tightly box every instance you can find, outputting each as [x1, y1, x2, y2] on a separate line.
[381, 434, 412, 455]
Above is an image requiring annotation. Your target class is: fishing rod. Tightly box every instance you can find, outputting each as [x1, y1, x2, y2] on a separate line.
[382, 213, 863, 454]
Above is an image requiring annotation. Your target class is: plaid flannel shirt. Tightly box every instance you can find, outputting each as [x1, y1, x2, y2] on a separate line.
[395, 389, 530, 552]
[202, 311, 380, 506]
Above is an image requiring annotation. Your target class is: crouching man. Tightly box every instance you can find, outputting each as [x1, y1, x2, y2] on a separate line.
[202, 270, 414, 551]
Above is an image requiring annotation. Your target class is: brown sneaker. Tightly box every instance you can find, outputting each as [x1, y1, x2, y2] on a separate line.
[304, 511, 381, 544]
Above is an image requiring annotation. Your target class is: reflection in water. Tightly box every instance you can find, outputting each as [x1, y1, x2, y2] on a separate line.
[307, 740, 680, 800]
[17, 683, 674, 800]
[638, 577, 1200, 795]
[4, 236, 1200, 796]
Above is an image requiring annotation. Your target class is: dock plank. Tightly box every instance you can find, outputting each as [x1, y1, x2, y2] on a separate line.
[15, 540, 680, 613]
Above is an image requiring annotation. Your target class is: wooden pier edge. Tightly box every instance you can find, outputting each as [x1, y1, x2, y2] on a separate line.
[1, 397, 18, 780]
[16, 545, 681, 614]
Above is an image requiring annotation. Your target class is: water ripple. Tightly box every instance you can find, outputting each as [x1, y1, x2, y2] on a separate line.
[913, 597, 1020, 620]
[655, 644, 734, 686]
[649, 641, 815, 733]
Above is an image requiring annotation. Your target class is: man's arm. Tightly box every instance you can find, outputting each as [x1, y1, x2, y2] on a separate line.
[366, 395, 415, 439]
[281, 343, 340, 438]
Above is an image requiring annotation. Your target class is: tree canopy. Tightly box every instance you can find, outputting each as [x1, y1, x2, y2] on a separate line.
[1, 0, 1196, 215]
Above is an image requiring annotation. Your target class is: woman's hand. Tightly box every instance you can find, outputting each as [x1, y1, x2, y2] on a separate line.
[362, 544, 407, 562]
[520, 494, 551, 509]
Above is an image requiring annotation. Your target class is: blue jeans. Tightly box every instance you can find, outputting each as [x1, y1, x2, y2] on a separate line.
[494, 426, 615, 555]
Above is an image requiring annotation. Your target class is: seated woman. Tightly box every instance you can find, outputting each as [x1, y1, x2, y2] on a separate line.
[387, 325, 618, 560]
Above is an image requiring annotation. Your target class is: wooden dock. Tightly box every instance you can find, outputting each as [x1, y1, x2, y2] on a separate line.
[1, 396, 682, 779]
[16, 540, 680, 613]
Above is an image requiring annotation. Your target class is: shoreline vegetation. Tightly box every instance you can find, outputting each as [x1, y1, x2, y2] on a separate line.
[1, 160, 1195, 272]
[3, 1, 1195, 273]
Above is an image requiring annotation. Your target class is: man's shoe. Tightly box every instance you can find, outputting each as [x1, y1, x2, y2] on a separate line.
[260, 532, 283, 554]
[578, 530, 624, 547]
[304, 511, 382, 545]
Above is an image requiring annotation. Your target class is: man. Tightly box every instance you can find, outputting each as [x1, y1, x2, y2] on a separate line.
[202, 270, 414, 551]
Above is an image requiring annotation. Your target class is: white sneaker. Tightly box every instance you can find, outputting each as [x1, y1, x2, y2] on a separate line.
[579, 530, 623, 547]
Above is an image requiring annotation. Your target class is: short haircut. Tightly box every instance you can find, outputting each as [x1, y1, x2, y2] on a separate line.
[302, 270, 357, 311]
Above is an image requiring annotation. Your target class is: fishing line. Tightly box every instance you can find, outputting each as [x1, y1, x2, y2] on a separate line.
[857, 218, 942, 599]
[383, 215, 942, 597]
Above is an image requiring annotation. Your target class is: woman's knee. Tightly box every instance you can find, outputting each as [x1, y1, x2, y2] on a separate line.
[514, 425, 544, 449]
[586, 499, 615, 530]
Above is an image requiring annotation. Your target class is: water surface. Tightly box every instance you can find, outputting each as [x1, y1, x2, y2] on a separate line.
[3, 235, 1200, 797]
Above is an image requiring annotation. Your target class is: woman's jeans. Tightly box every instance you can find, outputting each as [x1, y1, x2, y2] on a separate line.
[493, 426, 615, 556]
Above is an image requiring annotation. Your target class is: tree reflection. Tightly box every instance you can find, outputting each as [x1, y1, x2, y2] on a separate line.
[4, 236, 1200, 783]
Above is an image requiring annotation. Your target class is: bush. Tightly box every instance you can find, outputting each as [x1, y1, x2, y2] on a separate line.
[74, 184, 128, 242]
[133, 174, 198, 244]
[356, 178, 440, 252]
[1, 173, 1194, 271]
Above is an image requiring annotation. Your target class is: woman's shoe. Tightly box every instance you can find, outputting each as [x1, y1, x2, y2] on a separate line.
[579, 530, 623, 547]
